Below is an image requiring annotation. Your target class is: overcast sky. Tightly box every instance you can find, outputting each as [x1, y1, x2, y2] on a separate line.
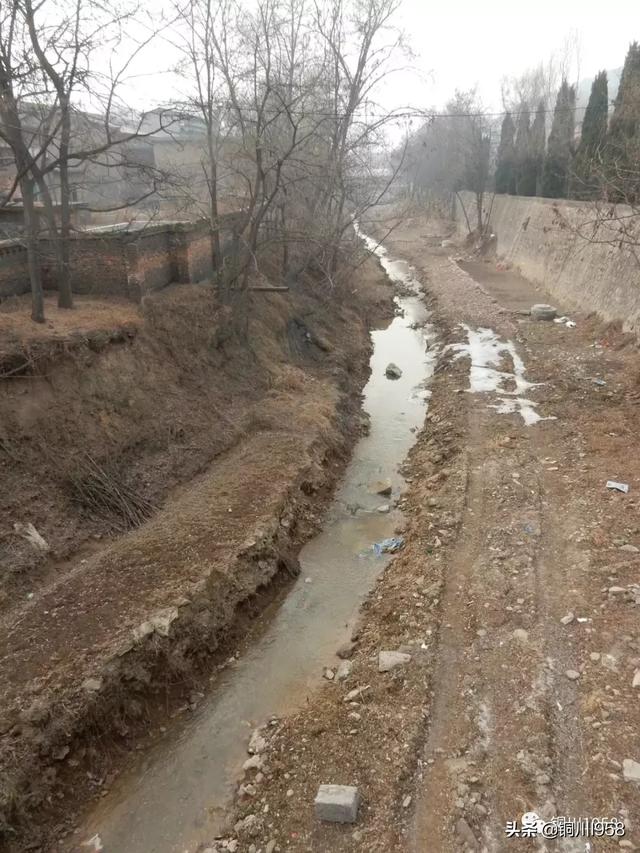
[120, 0, 636, 123]
[383, 0, 636, 111]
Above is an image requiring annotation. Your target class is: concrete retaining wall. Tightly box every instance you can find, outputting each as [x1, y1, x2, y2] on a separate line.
[455, 192, 640, 331]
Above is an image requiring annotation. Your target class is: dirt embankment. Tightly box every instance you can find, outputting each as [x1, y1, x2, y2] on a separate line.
[0, 264, 393, 848]
[211, 214, 640, 853]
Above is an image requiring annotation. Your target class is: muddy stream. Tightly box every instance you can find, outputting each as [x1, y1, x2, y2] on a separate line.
[74, 233, 436, 853]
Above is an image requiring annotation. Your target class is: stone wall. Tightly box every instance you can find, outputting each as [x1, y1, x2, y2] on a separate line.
[455, 192, 640, 332]
[0, 217, 227, 303]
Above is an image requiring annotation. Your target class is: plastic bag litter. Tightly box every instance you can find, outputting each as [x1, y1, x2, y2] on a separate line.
[373, 536, 405, 555]
[606, 480, 629, 494]
[553, 316, 576, 328]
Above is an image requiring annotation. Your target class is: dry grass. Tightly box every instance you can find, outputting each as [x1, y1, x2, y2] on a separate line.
[0, 294, 139, 342]
[66, 452, 156, 531]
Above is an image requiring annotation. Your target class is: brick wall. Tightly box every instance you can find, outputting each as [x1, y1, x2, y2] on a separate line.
[0, 217, 229, 303]
[129, 229, 174, 295]
[0, 242, 30, 299]
[41, 234, 131, 298]
[171, 221, 215, 284]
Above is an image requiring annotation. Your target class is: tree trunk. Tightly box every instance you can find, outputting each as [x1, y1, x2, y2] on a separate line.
[207, 133, 221, 274]
[21, 177, 45, 323]
[330, 187, 346, 279]
[475, 191, 484, 234]
[456, 191, 472, 234]
[57, 96, 74, 309]
[280, 201, 288, 279]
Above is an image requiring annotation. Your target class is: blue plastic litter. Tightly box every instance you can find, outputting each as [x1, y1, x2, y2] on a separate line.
[373, 536, 405, 556]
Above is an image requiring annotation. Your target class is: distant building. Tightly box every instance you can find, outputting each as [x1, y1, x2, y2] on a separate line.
[0, 102, 241, 231]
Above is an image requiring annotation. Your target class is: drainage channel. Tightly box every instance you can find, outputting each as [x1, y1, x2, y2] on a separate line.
[72, 233, 437, 853]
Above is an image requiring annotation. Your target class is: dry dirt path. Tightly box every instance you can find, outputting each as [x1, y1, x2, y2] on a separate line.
[208, 215, 640, 853]
[390, 216, 640, 853]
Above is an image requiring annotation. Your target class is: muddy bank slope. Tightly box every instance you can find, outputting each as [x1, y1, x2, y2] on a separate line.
[0, 263, 392, 847]
[213, 214, 640, 852]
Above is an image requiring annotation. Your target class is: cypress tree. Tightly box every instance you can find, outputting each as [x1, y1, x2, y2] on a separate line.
[515, 104, 537, 196]
[530, 100, 546, 196]
[607, 42, 640, 202]
[495, 112, 516, 194]
[541, 80, 576, 198]
[571, 71, 608, 199]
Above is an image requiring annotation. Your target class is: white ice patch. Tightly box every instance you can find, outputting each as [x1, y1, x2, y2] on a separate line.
[449, 325, 553, 426]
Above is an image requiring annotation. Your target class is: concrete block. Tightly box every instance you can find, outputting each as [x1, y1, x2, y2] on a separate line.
[314, 784, 360, 823]
[378, 650, 411, 672]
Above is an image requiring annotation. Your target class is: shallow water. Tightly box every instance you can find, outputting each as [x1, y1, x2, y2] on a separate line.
[74, 234, 437, 853]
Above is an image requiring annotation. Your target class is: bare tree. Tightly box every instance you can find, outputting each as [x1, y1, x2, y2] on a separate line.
[0, 1, 47, 320]
[167, 0, 405, 333]
[399, 90, 492, 234]
[1, 0, 180, 321]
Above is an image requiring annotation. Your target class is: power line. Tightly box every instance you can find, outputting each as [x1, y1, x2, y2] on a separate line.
[174, 99, 608, 123]
[1, 100, 628, 146]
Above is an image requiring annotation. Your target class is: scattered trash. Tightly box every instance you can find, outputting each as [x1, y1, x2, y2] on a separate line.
[530, 303, 557, 321]
[622, 758, 640, 783]
[81, 836, 104, 852]
[385, 362, 402, 379]
[13, 522, 50, 552]
[592, 378, 606, 387]
[606, 480, 629, 494]
[373, 536, 405, 555]
[553, 316, 576, 328]
[560, 612, 575, 626]
[376, 504, 391, 513]
[315, 784, 360, 823]
[343, 685, 370, 702]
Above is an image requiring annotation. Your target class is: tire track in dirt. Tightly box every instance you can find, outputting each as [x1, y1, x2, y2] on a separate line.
[410, 407, 487, 850]
[403, 242, 595, 851]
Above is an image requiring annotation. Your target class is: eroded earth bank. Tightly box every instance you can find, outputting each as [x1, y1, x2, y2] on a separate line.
[0, 256, 393, 851]
[4, 209, 640, 853]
